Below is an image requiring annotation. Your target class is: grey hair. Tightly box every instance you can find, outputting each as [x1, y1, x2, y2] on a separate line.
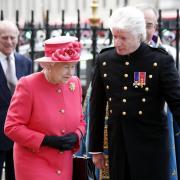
[135, 3, 159, 19]
[108, 6, 146, 42]
[0, 20, 19, 36]
[39, 62, 55, 69]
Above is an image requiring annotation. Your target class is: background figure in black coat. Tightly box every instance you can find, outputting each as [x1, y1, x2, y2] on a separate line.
[89, 6, 180, 180]
[0, 20, 32, 180]
[136, 4, 179, 179]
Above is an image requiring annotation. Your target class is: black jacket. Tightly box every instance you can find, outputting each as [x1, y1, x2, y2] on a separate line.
[89, 42, 180, 180]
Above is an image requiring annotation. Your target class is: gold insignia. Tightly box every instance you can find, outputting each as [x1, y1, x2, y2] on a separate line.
[69, 82, 75, 91]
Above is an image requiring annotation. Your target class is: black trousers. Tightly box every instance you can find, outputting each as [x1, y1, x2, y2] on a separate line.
[0, 149, 15, 180]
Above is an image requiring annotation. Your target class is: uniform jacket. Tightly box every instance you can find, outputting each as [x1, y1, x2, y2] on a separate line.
[0, 52, 32, 150]
[4, 72, 86, 180]
[89, 42, 180, 180]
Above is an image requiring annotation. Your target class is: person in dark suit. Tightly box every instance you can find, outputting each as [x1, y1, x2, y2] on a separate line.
[89, 6, 180, 180]
[0, 20, 32, 180]
[136, 4, 179, 179]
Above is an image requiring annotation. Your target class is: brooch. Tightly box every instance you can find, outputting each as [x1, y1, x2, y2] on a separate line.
[133, 72, 146, 88]
[69, 82, 76, 91]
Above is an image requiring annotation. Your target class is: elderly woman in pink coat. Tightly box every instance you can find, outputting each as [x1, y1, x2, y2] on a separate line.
[4, 36, 86, 180]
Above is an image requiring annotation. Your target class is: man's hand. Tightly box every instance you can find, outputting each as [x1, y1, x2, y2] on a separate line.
[92, 153, 106, 169]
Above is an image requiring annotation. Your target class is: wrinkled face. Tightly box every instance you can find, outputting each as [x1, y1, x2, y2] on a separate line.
[112, 29, 140, 55]
[50, 62, 77, 84]
[0, 28, 18, 56]
[143, 9, 157, 43]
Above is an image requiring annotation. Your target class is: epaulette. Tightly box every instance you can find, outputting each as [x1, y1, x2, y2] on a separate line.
[100, 46, 114, 54]
[149, 45, 169, 55]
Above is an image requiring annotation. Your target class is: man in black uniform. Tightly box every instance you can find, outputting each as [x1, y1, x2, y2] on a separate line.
[89, 6, 180, 180]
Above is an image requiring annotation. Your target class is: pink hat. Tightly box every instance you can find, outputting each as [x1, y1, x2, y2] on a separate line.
[35, 36, 81, 63]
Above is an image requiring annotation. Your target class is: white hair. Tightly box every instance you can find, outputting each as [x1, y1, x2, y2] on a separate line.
[108, 6, 146, 42]
[39, 62, 55, 69]
[0, 20, 19, 36]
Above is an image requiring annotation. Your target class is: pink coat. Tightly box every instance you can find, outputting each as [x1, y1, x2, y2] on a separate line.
[4, 72, 86, 180]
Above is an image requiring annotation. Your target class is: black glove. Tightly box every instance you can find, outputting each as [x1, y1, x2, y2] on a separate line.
[41, 132, 78, 151]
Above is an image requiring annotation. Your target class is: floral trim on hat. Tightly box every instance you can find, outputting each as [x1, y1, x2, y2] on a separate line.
[52, 41, 81, 62]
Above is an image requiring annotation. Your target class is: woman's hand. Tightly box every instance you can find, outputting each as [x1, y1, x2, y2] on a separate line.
[41, 132, 78, 151]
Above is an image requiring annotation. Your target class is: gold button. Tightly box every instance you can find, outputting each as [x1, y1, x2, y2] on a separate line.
[122, 98, 127, 103]
[123, 86, 128, 90]
[102, 62, 107, 66]
[60, 109, 65, 113]
[122, 111, 126, 116]
[142, 98, 146, 102]
[56, 170, 61, 175]
[138, 111, 143, 115]
[106, 85, 110, 90]
[103, 74, 107, 77]
[109, 110, 112, 114]
[149, 75, 153, 79]
[124, 74, 128, 78]
[153, 62, 157, 67]
[59, 151, 64, 154]
[145, 87, 149, 92]
[125, 61, 129, 66]
[109, 97, 112, 101]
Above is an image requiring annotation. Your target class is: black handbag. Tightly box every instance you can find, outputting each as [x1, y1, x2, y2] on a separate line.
[73, 130, 96, 180]
[73, 155, 96, 180]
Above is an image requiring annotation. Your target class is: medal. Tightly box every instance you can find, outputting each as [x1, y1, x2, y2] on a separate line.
[133, 72, 146, 88]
